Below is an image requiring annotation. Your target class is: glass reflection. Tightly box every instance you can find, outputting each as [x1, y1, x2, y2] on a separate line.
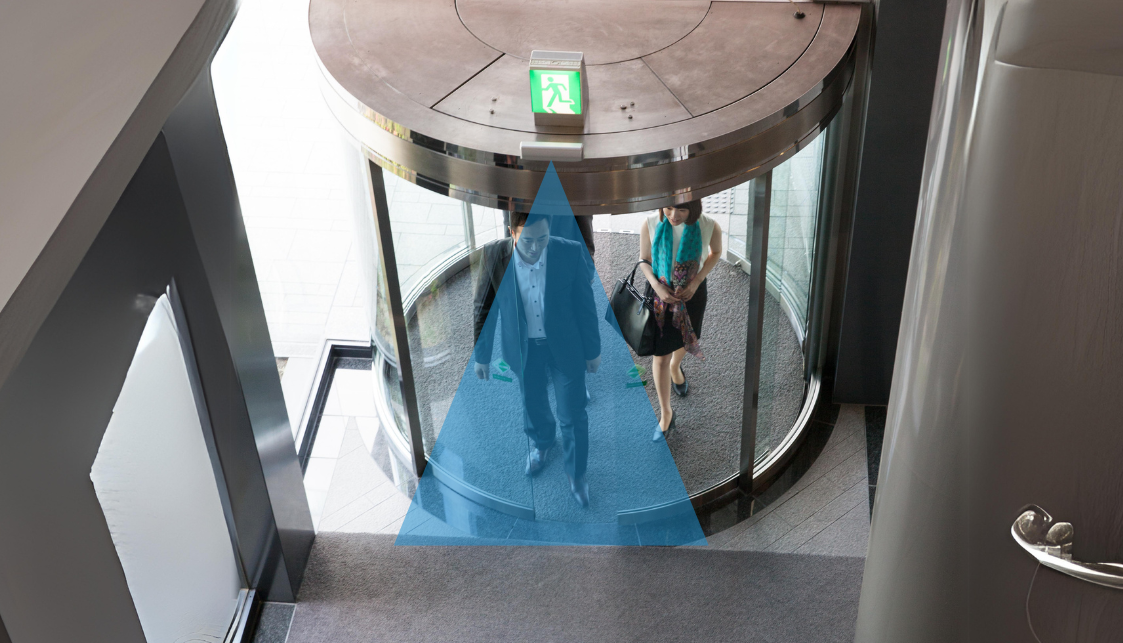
[767, 136, 824, 329]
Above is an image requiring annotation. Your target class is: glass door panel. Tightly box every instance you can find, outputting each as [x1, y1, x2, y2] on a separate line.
[755, 138, 825, 461]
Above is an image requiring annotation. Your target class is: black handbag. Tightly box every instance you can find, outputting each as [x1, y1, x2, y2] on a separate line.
[606, 260, 656, 356]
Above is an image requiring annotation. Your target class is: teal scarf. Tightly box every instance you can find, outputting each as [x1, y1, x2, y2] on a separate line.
[650, 217, 704, 358]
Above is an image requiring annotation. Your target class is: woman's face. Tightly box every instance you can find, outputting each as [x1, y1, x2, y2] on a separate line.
[662, 206, 690, 225]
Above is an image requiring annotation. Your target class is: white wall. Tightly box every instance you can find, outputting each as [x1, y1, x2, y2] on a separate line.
[0, 0, 204, 315]
[91, 295, 243, 643]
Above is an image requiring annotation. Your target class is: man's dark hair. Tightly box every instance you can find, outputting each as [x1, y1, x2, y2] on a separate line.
[659, 200, 703, 225]
[510, 210, 551, 230]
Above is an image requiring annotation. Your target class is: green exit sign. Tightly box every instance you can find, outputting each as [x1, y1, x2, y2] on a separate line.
[529, 50, 587, 128]
[530, 69, 582, 115]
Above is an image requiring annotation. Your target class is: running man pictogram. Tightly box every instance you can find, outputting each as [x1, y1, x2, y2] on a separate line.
[541, 73, 577, 114]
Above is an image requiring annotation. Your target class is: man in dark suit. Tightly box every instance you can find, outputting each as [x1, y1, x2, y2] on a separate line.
[472, 210, 601, 507]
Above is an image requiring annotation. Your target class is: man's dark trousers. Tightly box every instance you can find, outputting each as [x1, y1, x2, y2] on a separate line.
[520, 338, 589, 479]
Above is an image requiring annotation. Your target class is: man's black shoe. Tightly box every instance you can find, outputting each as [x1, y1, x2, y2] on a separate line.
[525, 446, 548, 476]
[567, 474, 590, 508]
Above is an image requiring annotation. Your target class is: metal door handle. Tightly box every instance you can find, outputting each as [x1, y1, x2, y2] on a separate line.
[1012, 505, 1123, 590]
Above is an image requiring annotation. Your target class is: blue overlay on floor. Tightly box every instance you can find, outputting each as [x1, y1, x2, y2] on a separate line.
[395, 164, 706, 546]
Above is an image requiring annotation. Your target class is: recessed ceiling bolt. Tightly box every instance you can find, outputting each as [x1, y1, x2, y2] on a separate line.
[628, 115, 633, 119]
[489, 109, 495, 114]
[491, 97, 498, 101]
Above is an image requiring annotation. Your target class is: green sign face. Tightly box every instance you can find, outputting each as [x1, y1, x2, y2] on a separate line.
[529, 69, 582, 115]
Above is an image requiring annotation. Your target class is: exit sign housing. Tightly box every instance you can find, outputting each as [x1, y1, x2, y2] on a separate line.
[529, 50, 587, 128]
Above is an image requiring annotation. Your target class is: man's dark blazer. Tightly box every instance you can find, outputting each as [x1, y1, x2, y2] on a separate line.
[472, 237, 600, 377]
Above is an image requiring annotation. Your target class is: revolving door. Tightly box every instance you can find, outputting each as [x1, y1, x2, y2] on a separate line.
[341, 128, 842, 504]
[314, 0, 867, 508]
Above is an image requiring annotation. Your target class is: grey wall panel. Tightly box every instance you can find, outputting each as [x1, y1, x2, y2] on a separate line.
[0, 0, 236, 398]
[0, 137, 197, 642]
[858, 0, 1123, 638]
[0, 133, 298, 641]
[162, 70, 314, 596]
[831, 0, 949, 404]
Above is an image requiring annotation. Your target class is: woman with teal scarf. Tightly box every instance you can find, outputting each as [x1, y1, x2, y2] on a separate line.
[639, 200, 723, 441]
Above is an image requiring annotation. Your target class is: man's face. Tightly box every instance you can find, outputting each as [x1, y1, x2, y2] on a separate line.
[511, 218, 550, 264]
[662, 206, 690, 225]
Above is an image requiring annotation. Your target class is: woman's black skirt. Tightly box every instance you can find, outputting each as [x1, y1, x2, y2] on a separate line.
[651, 279, 708, 356]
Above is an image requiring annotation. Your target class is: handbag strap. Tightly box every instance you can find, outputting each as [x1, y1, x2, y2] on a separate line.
[627, 260, 651, 286]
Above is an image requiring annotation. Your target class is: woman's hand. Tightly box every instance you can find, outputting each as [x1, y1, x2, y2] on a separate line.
[675, 280, 700, 301]
[653, 283, 680, 303]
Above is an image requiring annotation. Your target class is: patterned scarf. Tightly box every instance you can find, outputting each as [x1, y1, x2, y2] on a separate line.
[651, 216, 704, 358]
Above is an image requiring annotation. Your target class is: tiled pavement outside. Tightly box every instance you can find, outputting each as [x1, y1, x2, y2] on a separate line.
[301, 367, 413, 532]
[705, 405, 871, 556]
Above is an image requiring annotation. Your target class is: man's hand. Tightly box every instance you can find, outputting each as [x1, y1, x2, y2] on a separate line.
[474, 362, 490, 380]
[586, 355, 601, 373]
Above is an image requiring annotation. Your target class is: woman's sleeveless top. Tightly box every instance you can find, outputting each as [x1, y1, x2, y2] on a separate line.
[645, 213, 716, 263]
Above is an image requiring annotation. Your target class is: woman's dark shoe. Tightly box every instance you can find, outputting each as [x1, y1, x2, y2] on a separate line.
[671, 366, 689, 397]
[652, 411, 676, 441]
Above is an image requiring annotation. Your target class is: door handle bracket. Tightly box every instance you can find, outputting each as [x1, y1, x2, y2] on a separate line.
[1012, 505, 1123, 590]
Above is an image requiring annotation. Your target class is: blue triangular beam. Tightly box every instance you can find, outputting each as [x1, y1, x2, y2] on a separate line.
[396, 163, 705, 546]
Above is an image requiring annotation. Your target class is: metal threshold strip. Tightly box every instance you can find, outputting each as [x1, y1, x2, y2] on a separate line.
[224, 589, 257, 643]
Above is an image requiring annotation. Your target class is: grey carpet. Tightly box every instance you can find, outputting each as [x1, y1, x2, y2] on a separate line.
[252, 602, 295, 643]
[286, 533, 864, 643]
[405, 232, 806, 495]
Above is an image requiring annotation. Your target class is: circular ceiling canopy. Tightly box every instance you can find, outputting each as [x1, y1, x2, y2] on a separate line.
[456, 0, 711, 65]
[310, 0, 861, 213]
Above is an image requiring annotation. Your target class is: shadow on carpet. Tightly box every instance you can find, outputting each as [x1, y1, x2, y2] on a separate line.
[287, 533, 864, 643]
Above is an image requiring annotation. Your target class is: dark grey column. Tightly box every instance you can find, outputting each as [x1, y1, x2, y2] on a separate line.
[831, 0, 950, 404]
[0, 136, 208, 641]
[0, 0, 237, 396]
[0, 613, 10, 643]
[162, 69, 314, 599]
[0, 129, 310, 639]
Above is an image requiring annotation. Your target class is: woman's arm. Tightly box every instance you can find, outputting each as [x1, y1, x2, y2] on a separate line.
[678, 221, 723, 300]
[639, 222, 679, 302]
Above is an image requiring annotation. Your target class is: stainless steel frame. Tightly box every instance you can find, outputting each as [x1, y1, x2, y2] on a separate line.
[739, 172, 772, 491]
[366, 162, 428, 477]
[167, 280, 249, 587]
[312, 1, 861, 214]
[224, 589, 257, 643]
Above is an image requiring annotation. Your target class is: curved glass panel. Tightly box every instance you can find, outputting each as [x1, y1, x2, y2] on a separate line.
[755, 137, 825, 460]
[384, 172, 469, 294]
[767, 136, 825, 330]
